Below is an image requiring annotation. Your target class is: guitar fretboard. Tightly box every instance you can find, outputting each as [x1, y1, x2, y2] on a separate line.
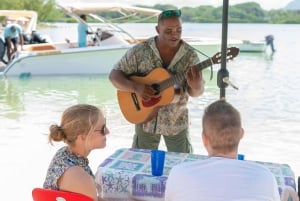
[157, 57, 212, 92]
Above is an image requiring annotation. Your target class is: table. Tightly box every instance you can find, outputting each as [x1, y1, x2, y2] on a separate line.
[95, 148, 297, 201]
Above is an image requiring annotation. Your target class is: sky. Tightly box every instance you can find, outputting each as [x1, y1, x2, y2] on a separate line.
[68, 0, 293, 10]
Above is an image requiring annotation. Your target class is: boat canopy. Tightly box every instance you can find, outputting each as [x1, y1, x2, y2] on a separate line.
[0, 10, 38, 34]
[57, 2, 162, 43]
[58, 3, 161, 19]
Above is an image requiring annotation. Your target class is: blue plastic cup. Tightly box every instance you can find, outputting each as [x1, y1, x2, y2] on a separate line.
[151, 150, 165, 176]
[237, 154, 245, 160]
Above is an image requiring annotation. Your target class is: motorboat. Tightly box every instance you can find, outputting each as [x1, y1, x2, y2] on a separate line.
[0, 3, 161, 77]
[1, 3, 242, 77]
[238, 39, 266, 52]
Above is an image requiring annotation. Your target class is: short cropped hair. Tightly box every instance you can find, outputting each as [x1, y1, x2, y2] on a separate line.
[202, 100, 242, 153]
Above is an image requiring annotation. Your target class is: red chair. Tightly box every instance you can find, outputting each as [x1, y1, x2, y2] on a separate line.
[32, 188, 93, 201]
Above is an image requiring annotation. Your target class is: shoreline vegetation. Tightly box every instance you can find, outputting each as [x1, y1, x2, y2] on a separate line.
[0, 0, 300, 24]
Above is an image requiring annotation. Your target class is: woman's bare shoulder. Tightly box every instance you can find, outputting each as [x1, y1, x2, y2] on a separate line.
[58, 166, 97, 200]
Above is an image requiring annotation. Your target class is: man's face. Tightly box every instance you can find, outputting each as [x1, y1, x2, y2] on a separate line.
[156, 17, 182, 47]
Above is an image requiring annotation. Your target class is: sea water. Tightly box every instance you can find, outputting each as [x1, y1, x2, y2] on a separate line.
[0, 23, 300, 200]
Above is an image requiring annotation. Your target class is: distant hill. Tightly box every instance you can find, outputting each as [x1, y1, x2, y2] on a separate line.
[285, 0, 300, 10]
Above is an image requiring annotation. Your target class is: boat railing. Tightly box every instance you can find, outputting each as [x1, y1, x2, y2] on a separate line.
[88, 14, 138, 44]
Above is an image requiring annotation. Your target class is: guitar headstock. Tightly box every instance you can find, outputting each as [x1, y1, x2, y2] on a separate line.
[211, 47, 239, 64]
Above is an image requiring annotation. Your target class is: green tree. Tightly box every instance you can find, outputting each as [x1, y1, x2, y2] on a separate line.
[269, 10, 300, 23]
[0, 0, 63, 22]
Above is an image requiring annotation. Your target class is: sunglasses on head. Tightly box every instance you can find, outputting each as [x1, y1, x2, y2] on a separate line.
[158, 9, 181, 20]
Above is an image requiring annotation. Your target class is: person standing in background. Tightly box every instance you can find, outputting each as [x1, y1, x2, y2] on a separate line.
[78, 14, 93, 47]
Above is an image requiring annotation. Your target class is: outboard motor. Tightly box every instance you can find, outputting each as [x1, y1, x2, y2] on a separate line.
[265, 34, 275, 52]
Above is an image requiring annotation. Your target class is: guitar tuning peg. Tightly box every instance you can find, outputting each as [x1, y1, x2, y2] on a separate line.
[223, 77, 238, 90]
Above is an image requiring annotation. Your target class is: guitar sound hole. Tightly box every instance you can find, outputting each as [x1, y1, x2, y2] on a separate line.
[151, 83, 160, 95]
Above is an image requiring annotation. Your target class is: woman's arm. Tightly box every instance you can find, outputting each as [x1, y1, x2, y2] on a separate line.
[57, 166, 98, 201]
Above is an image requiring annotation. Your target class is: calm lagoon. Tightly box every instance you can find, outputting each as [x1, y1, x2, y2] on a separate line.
[0, 23, 300, 200]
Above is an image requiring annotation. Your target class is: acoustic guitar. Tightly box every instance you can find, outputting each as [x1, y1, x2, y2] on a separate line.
[117, 47, 239, 124]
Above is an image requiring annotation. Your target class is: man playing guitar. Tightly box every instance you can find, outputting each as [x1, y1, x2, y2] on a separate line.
[109, 9, 205, 153]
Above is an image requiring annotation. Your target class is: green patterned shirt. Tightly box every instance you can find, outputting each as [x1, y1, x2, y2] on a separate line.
[114, 37, 200, 136]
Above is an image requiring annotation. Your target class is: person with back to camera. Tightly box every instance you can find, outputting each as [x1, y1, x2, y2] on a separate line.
[165, 100, 280, 201]
[4, 23, 24, 61]
[43, 104, 109, 201]
[78, 14, 93, 47]
[109, 9, 205, 153]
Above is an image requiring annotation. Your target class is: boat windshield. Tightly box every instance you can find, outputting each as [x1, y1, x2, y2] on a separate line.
[57, 2, 161, 43]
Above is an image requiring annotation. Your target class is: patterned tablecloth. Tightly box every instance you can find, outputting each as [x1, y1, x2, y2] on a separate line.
[95, 148, 296, 201]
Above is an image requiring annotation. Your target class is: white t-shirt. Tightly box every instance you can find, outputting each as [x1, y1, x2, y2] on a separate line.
[165, 157, 281, 201]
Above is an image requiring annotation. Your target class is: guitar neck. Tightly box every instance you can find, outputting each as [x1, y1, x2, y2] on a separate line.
[158, 57, 213, 91]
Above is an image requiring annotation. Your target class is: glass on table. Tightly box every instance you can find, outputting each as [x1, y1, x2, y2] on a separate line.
[151, 150, 165, 176]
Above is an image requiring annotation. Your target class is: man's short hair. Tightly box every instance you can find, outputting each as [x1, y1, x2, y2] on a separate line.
[202, 100, 242, 152]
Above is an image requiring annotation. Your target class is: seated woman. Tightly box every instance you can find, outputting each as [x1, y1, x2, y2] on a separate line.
[43, 104, 109, 201]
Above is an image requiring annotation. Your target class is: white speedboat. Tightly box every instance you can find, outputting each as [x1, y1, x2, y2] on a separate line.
[238, 40, 266, 52]
[1, 3, 161, 77]
[1, 3, 241, 77]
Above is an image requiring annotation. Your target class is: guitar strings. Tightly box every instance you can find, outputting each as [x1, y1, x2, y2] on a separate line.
[191, 46, 213, 80]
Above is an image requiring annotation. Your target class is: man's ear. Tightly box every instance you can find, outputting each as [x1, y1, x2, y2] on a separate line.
[240, 128, 244, 140]
[202, 133, 208, 147]
[155, 25, 159, 34]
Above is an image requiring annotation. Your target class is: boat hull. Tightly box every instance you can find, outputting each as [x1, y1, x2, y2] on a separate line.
[3, 46, 131, 77]
[238, 40, 266, 52]
[2, 38, 242, 77]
